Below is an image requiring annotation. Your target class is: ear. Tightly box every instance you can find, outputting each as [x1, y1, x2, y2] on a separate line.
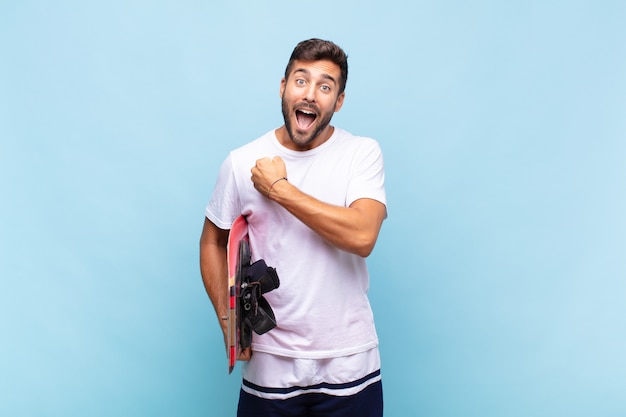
[334, 92, 345, 112]
[279, 77, 286, 98]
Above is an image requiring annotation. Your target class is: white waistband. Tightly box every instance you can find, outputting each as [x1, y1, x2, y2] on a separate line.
[240, 348, 381, 400]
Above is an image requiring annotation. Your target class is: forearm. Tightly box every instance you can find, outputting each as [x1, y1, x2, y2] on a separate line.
[268, 180, 386, 257]
[200, 247, 227, 328]
[199, 219, 229, 332]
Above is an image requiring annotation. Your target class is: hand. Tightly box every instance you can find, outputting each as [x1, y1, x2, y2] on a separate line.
[221, 325, 252, 361]
[251, 156, 288, 197]
[238, 348, 252, 361]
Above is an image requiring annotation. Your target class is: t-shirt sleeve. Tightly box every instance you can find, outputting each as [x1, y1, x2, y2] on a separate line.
[346, 139, 387, 213]
[204, 154, 241, 229]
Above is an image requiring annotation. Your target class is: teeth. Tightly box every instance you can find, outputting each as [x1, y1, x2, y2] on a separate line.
[300, 110, 314, 115]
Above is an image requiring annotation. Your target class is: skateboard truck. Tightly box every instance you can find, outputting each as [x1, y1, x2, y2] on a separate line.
[238, 251, 280, 349]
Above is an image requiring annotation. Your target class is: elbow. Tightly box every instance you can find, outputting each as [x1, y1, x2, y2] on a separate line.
[355, 247, 374, 258]
[352, 235, 378, 258]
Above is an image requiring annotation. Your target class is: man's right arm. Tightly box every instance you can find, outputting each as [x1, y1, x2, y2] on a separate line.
[199, 217, 252, 361]
[199, 217, 230, 348]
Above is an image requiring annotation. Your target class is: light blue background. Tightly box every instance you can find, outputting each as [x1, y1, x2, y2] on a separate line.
[1, 1, 625, 416]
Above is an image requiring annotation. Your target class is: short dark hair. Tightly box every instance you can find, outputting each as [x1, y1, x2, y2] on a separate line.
[284, 38, 348, 94]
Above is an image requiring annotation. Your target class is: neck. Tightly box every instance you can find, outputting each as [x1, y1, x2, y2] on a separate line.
[275, 125, 335, 151]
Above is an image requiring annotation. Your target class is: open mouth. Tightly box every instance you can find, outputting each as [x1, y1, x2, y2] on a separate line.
[295, 109, 317, 130]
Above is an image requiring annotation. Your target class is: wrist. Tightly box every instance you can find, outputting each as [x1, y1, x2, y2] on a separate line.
[267, 177, 288, 198]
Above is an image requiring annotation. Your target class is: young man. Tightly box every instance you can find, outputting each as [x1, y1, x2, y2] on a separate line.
[200, 38, 387, 417]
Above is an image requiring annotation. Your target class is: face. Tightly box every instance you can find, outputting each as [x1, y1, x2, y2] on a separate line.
[279, 59, 345, 150]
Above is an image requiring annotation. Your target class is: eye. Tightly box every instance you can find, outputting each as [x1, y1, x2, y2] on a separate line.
[320, 85, 331, 93]
[295, 79, 306, 86]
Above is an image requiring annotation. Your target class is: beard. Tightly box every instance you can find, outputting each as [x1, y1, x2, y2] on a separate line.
[281, 96, 335, 148]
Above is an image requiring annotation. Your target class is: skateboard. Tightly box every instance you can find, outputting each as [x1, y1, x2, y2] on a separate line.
[226, 215, 250, 374]
[226, 215, 280, 374]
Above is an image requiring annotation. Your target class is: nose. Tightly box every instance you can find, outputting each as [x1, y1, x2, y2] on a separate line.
[302, 84, 316, 102]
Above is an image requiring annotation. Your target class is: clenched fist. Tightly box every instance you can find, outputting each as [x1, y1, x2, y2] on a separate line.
[251, 157, 288, 197]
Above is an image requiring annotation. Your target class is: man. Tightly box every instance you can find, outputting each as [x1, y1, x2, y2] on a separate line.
[200, 38, 387, 417]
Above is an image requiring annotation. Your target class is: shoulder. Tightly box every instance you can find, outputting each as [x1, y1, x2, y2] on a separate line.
[331, 128, 384, 162]
[231, 130, 276, 156]
[333, 127, 381, 151]
[226, 130, 277, 169]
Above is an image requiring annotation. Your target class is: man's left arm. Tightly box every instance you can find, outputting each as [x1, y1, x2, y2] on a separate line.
[251, 156, 386, 257]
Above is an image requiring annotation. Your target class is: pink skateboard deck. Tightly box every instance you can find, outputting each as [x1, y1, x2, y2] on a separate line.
[226, 215, 249, 374]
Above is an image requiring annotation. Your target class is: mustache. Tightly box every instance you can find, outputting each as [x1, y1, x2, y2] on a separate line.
[294, 103, 320, 114]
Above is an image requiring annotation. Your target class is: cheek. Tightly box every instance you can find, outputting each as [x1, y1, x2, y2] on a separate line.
[325, 98, 341, 113]
[281, 88, 298, 102]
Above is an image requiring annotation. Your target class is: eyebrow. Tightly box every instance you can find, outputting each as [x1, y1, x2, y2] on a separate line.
[293, 68, 337, 85]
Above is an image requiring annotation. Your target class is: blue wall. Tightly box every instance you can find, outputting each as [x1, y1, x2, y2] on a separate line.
[1, 1, 624, 416]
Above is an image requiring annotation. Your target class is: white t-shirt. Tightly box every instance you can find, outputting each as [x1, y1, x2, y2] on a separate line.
[205, 127, 386, 359]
